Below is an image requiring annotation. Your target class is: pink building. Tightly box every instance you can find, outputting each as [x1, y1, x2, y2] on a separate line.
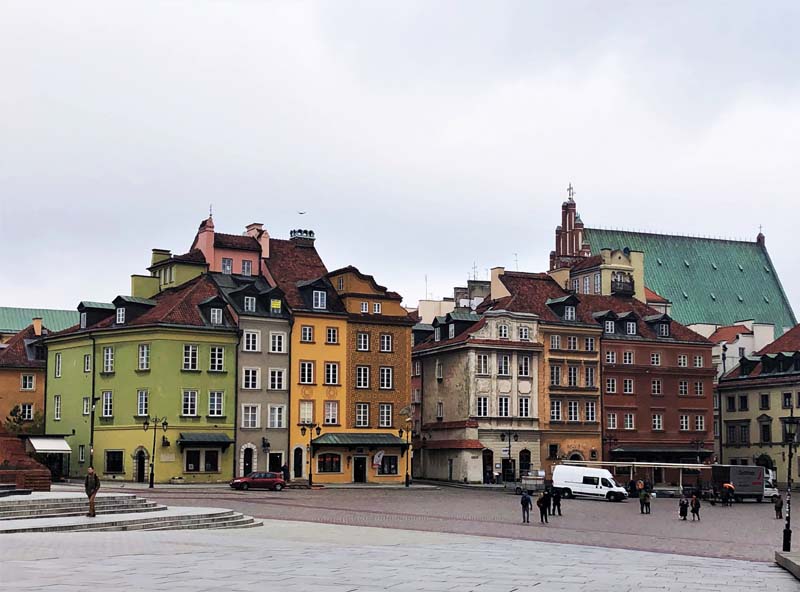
[191, 217, 269, 276]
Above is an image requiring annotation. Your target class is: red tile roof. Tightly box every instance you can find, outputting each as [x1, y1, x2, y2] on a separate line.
[0, 325, 44, 368]
[758, 323, 800, 354]
[263, 238, 330, 309]
[214, 232, 261, 251]
[644, 287, 670, 304]
[571, 255, 603, 272]
[708, 324, 754, 344]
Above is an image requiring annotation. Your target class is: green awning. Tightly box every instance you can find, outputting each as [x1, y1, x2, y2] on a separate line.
[177, 432, 234, 450]
[311, 433, 408, 449]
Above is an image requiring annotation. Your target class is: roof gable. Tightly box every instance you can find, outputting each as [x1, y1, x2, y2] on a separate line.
[263, 237, 330, 310]
[0, 325, 46, 368]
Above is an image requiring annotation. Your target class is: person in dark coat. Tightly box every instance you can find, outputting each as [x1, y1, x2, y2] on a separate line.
[84, 467, 100, 517]
[679, 496, 689, 520]
[281, 463, 290, 482]
[536, 492, 549, 524]
[639, 489, 647, 514]
[690, 495, 701, 521]
[552, 489, 562, 516]
[775, 495, 784, 519]
[520, 491, 533, 523]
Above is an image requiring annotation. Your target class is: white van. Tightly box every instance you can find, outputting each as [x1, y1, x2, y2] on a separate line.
[552, 465, 629, 502]
[764, 468, 780, 501]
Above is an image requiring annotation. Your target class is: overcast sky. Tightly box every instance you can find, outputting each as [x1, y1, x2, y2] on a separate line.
[2, 2, 798, 317]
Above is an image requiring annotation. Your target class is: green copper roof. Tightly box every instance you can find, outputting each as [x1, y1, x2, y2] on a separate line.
[583, 229, 796, 336]
[0, 307, 79, 334]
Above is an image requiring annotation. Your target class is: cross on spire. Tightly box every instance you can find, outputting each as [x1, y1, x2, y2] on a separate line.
[209, 203, 213, 218]
[567, 183, 575, 200]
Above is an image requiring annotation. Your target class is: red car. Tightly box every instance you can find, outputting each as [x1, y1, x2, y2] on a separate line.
[229, 472, 286, 491]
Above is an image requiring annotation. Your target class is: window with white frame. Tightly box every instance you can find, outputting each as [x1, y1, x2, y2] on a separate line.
[243, 330, 260, 352]
[413, 360, 421, 376]
[221, 258, 233, 274]
[268, 404, 285, 428]
[568, 366, 578, 387]
[605, 350, 616, 364]
[356, 403, 369, 427]
[694, 381, 704, 395]
[21, 374, 34, 390]
[695, 415, 705, 431]
[694, 355, 704, 368]
[242, 405, 259, 428]
[658, 323, 670, 337]
[564, 336, 576, 351]
[678, 354, 688, 367]
[626, 321, 636, 335]
[434, 327, 441, 342]
[623, 351, 633, 365]
[209, 391, 224, 417]
[299, 400, 313, 424]
[80, 312, 87, 329]
[82, 397, 90, 415]
[497, 355, 510, 376]
[103, 347, 115, 373]
[209, 346, 224, 372]
[550, 400, 562, 421]
[436, 401, 444, 418]
[652, 414, 663, 431]
[518, 355, 531, 377]
[269, 369, 285, 390]
[116, 307, 126, 324]
[380, 334, 392, 352]
[564, 306, 576, 321]
[624, 413, 635, 430]
[269, 332, 285, 353]
[53, 352, 62, 378]
[585, 366, 596, 387]
[183, 345, 198, 370]
[244, 296, 256, 312]
[379, 367, 393, 389]
[379, 403, 393, 427]
[299, 361, 314, 384]
[53, 395, 61, 420]
[356, 366, 370, 388]
[210, 308, 223, 325]
[550, 335, 561, 350]
[102, 391, 113, 417]
[585, 337, 595, 351]
[360, 301, 368, 313]
[241, 260, 252, 276]
[607, 412, 617, 429]
[448, 324, 455, 339]
[312, 291, 327, 309]
[325, 362, 339, 385]
[357, 332, 369, 351]
[585, 400, 596, 422]
[135, 344, 149, 371]
[373, 302, 381, 314]
[337, 277, 344, 291]
[606, 378, 617, 393]
[572, 279, 579, 292]
[435, 360, 443, 380]
[243, 367, 260, 389]
[679, 381, 688, 395]
[182, 390, 198, 416]
[137, 390, 148, 416]
[324, 401, 338, 425]
[568, 400, 579, 422]
[550, 365, 561, 385]
[477, 354, 489, 375]
[78, 444, 86, 463]
[604, 320, 615, 334]
[651, 379, 662, 395]
[519, 396, 531, 417]
[498, 324, 509, 339]
[623, 378, 634, 394]
[300, 326, 313, 342]
[583, 276, 590, 294]
[84, 354, 91, 373]
[650, 352, 661, 366]
[498, 396, 510, 417]
[477, 396, 489, 417]
[326, 327, 338, 344]
[594, 273, 601, 293]
[518, 326, 530, 341]
[679, 415, 689, 431]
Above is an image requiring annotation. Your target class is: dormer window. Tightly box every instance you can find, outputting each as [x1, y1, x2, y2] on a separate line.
[498, 324, 509, 339]
[564, 306, 576, 321]
[626, 321, 636, 335]
[361, 302, 368, 313]
[658, 323, 670, 337]
[519, 326, 530, 341]
[571, 279, 579, 292]
[434, 327, 441, 342]
[337, 277, 344, 291]
[80, 312, 87, 329]
[116, 308, 126, 324]
[270, 299, 282, 314]
[241, 260, 252, 276]
[221, 258, 233, 275]
[604, 320, 615, 334]
[313, 290, 327, 310]
[244, 296, 256, 313]
[210, 308, 223, 325]
[448, 324, 455, 339]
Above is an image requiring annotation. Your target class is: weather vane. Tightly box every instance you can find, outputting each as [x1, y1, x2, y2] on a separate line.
[567, 183, 575, 200]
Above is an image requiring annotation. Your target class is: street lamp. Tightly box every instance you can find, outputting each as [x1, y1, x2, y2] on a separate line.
[689, 438, 705, 465]
[783, 410, 798, 553]
[300, 423, 321, 488]
[500, 430, 519, 483]
[142, 416, 168, 488]
[398, 428, 411, 487]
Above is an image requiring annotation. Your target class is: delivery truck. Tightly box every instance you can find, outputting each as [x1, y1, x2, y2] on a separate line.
[711, 465, 772, 502]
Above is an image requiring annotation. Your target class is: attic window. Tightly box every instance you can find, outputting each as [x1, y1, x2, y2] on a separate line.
[498, 324, 509, 339]
[337, 277, 344, 291]
[80, 312, 87, 329]
[564, 306, 576, 321]
[244, 296, 256, 313]
[434, 327, 441, 342]
[312, 290, 327, 310]
[116, 308, 126, 324]
[604, 320, 615, 334]
[270, 299, 282, 314]
[210, 308, 223, 325]
[361, 302, 368, 313]
[448, 324, 455, 339]
[657, 323, 670, 337]
[626, 321, 637, 335]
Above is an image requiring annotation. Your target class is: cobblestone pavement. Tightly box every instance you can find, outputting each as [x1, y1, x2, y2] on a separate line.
[92, 484, 786, 562]
[0, 519, 794, 592]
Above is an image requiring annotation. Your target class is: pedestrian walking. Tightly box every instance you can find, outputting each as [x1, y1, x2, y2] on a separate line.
[775, 495, 784, 519]
[520, 491, 533, 523]
[281, 463, 290, 482]
[643, 490, 652, 514]
[690, 495, 701, 521]
[84, 467, 100, 518]
[679, 496, 689, 520]
[536, 492, 549, 524]
[542, 488, 552, 517]
[639, 489, 647, 514]
[552, 489, 562, 516]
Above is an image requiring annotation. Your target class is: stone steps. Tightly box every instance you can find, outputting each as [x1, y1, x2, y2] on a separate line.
[0, 495, 161, 520]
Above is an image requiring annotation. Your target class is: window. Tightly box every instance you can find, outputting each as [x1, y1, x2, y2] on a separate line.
[497, 355, 510, 376]
[623, 378, 634, 394]
[435, 360, 443, 380]
[739, 394, 749, 411]
[325, 362, 339, 385]
[379, 367, 393, 389]
[498, 397, 510, 417]
[244, 330, 260, 352]
[78, 445, 86, 463]
[567, 336, 578, 351]
[379, 403, 393, 427]
[550, 365, 561, 386]
[268, 405, 285, 428]
[477, 354, 489, 375]
[624, 413, 635, 430]
[221, 258, 233, 274]
[550, 400, 562, 421]
[324, 401, 338, 425]
[241, 260, 252, 276]
[679, 381, 688, 396]
[436, 401, 444, 419]
[82, 397, 90, 415]
[652, 414, 663, 431]
[413, 360, 421, 376]
[299, 362, 314, 385]
[714, 419, 720, 438]
[604, 320, 615, 334]
[380, 334, 392, 352]
[726, 396, 736, 412]
[103, 348, 115, 373]
[564, 306, 576, 321]
[678, 354, 688, 367]
[116, 308, 125, 324]
[313, 290, 327, 309]
[607, 412, 617, 429]
[695, 415, 705, 431]
[318, 453, 342, 473]
[477, 396, 489, 417]
[585, 337, 595, 351]
[337, 277, 344, 291]
[360, 301, 368, 313]
[373, 302, 382, 314]
[299, 400, 314, 424]
[356, 403, 369, 427]
[650, 353, 661, 366]
[21, 374, 34, 390]
[761, 423, 772, 443]
[519, 326, 530, 341]
[434, 327, 441, 342]
[20, 403, 33, 421]
[783, 392, 793, 409]
[105, 450, 124, 474]
[657, 323, 670, 337]
[679, 415, 689, 431]
[301, 326, 313, 342]
[52, 352, 62, 378]
[244, 296, 256, 312]
[739, 424, 749, 445]
[270, 299, 282, 315]
[572, 279, 579, 292]
[269, 332, 286, 353]
[209, 346, 224, 372]
[651, 379, 662, 395]
[448, 324, 455, 339]
[605, 351, 616, 364]
[568, 400, 579, 422]
[80, 312, 87, 329]
[585, 400, 596, 422]
[53, 395, 61, 420]
[242, 405, 259, 428]
[356, 366, 370, 388]
[568, 366, 578, 387]
[269, 369, 285, 390]
[583, 276, 590, 294]
[378, 455, 399, 475]
[182, 345, 198, 370]
[694, 382, 704, 396]
[623, 351, 633, 365]
[714, 393, 720, 410]
[137, 390, 148, 416]
[209, 391, 224, 417]
[739, 347, 746, 358]
[326, 327, 338, 344]
[550, 335, 561, 350]
[585, 366, 596, 387]
[694, 355, 704, 368]
[498, 324, 509, 339]
[518, 355, 531, 377]
[626, 321, 636, 335]
[102, 391, 113, 417]
[243, 367, 260, 389]
[606, 378, 617, 393]
[594, 273, 601, 293]
[210, 308, 223, 325]
[357, 332, 370, 351]
[135, 344, 150, 371]
[84, 354, 91, 373]
[185, 449, 219, 473]
[760, 393, 770, 410]
[182, 390, 198, 416]
[520, 397, 531, 418]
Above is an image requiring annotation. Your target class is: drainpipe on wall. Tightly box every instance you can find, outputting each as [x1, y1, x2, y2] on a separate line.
[89, 335, 97, 469]
[233, 328, 241, 478]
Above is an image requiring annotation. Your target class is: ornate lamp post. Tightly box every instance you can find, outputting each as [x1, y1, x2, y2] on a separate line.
[398, 427, 411, 487]
[142, 416, 168, 489]
[300, 423, 321, 488]
[783, 410, 798, 552]
[500, 430, 519, 483]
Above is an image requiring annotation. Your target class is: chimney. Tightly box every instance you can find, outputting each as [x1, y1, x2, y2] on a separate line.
[289, 229, 316, 247]
[756, 231, 765, 247]
[247, 223, 270, 259]
[151, 249, 171, 266]
[32, 317, 42, 336]
[490, 267, 509, 299]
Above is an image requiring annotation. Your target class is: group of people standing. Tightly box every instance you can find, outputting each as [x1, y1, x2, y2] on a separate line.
[678, 495, 702, 520]
[520, 488, 562, 524]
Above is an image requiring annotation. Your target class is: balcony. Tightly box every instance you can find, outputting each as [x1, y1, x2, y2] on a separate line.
[611, 278, 635, 296]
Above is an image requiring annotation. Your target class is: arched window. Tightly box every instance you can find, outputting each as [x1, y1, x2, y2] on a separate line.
[519, 449, 532, 475]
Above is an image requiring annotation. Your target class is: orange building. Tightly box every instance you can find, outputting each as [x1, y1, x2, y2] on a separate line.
[0, 319, 47, 428]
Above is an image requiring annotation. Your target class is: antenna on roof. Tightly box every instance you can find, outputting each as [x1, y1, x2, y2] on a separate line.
[513, 253, 519, 271]
[472, 261, 479, 281]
